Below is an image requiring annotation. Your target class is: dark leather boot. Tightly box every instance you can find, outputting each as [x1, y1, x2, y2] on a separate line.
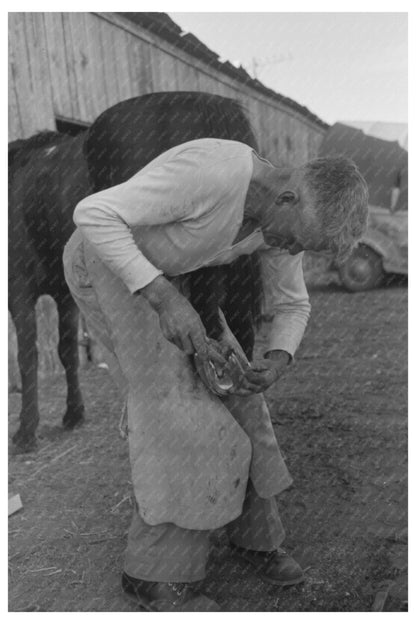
[231, 545, 305, 586]
[121, 572, 222, 611]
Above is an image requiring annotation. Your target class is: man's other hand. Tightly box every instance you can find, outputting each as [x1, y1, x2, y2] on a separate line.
[232, 350, 291, 395]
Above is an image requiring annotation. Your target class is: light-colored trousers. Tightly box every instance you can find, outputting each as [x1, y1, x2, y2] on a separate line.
[125, 480, 285, 582]
[63, 230, 290, 581]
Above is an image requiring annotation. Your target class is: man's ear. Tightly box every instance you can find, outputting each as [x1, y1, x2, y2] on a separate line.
[275, 190, 299, 206]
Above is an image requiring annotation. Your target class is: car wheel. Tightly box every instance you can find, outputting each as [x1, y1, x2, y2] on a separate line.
[338, 244, 385, 292]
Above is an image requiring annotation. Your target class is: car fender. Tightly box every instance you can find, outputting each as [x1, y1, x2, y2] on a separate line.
[361, 228, 407, 275]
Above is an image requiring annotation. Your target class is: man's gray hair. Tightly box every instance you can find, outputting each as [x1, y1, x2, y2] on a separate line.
[301, 156, 369, 263]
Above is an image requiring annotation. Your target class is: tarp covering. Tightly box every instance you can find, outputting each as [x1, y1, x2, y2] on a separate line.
[319, 123, 408, 211]
[341, 121, 408, 150]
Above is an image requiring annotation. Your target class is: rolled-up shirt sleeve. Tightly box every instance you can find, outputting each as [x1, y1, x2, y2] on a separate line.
[258, 248, 311, 358]
[73, 153, 205, 293]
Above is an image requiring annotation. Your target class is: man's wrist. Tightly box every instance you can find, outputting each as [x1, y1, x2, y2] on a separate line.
[136, 275, 174, 311]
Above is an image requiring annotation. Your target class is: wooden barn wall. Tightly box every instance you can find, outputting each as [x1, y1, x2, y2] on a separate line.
[8, 12, 326, 385]
[8, 12, 325, 163]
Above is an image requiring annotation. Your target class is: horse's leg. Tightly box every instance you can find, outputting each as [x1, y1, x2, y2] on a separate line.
[10, 295, 40, 451]
[223, 257, 261, 360]
[188, 267, 226, 340]
[56, 292, 85, 429]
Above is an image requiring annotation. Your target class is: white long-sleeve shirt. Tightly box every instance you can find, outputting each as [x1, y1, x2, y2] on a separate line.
[74, 138, 310, 356]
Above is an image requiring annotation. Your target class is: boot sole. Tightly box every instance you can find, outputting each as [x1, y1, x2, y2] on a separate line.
[259, 573, 305, 586]
[122, 575, 157, 611]
[121, 575, 221, 611]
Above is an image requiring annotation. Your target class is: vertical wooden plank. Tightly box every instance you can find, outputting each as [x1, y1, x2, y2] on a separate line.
[8, 22, 23, 140]
[302, 132, 310, 163]
[125, 35, 141, 97]
[274, 109, 288, 166]
[8, 13, 37, 137]
[148, 45, 165, 91]
[174, 60, 196, 91]
[105, 25, 131, 102]
[309, 128, 324, 159]
[64, 12, 110, 122]
[80, 13, 108, 119]
[113, 28, 134, 101]
[177, 60, 188, 91]
[254, 100, 267, 154]
[279, 115, 289, 165]
[295, 116, 309, 163]
[260, 101, 276, 159]
[8, 76, 22, 141]
[217, 81, 231, 97]
[98, 18, 124, 109]
[23, 13, 55, 131]
[140, 39, 155, 93]
[127, 36, 154, 96]
[210, 76, 225, 95]
[306, 130, 314, 160]
[246, 98, 261, 151]
[96, 17, 112, 109]
[196, 72, 220, 95]
[108, 25, 124, 101]
[295, 123, 308, 166]
[68, 12, 96, 121]
[258, 101, 269, 157]
[84, 13, 107, 116]
[283, 116, 293, 165]
[155, 49, 170, 91]
[188, 65, 201, 91]
[260, 103, 272, 159]
[205, 77, 225, 96]
[157, 52, 178, 91]
[171, 58, 184, 90]
[43, 12, 74, 119]
[60, 12, 82, 120]
[62, 12, 89, 121]
[223, 83, 239, 99]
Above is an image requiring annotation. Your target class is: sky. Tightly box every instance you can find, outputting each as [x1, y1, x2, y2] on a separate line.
[169, 12, 408, 125]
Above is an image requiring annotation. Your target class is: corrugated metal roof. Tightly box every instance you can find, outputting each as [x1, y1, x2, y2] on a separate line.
[119, 12, 329, 130]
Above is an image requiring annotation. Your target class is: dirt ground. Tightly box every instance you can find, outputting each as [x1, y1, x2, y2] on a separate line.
[8, 277, 407, 612]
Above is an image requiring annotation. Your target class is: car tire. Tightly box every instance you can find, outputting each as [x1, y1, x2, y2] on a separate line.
[338, 244, 385, 292]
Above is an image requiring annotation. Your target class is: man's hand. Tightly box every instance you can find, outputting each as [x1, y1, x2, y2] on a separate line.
[139, 276, 225, 365]
[232, 350, 291, 396]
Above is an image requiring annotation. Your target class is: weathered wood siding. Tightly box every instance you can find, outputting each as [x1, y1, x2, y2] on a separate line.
[8, 12, 326, 382]
[9, 12, 325, 162]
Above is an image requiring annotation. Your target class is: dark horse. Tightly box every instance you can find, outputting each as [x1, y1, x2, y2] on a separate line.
[85, 91, 262, 355]
[9, 92, 262, 451]
[9, 131, 89, 451]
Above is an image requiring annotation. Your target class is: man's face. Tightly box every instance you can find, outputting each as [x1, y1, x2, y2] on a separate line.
[262, 177, 329, 255]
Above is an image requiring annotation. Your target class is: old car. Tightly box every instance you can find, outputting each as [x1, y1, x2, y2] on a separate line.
[320, 122, 408, 291]
[337, 204, 408, 291]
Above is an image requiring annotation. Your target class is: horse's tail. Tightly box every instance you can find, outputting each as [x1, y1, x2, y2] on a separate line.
[8, 139, 27, 183]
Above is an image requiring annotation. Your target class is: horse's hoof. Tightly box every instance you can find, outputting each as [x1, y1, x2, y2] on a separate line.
[62, 406, 86, 429]
[12, 429, 38, 453]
